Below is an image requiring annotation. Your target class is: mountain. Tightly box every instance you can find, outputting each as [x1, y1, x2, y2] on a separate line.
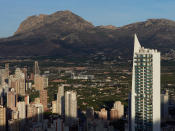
[0, 10, 175, 59]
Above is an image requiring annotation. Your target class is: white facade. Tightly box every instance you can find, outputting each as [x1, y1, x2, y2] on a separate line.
[52, 101, 57, 113]
[17, 101, 26, 119]
[65, 91, 77, 125]
[113, 101, 124, 118]
[131, 34, 160, 131]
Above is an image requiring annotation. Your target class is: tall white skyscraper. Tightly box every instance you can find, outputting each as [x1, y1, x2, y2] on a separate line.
[131, 34, 160, 131]
[65, 91, 77, 125]
[57, 85, 65, 116]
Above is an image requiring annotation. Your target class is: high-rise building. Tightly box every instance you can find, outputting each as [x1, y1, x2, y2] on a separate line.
[27, 104, 34, 120]
[65, 91, 77, 125]
[34, 61, 40, 75]
[27, 103, 43, 122]
[30, 73, 34, 81]
[40, 90, 48, 111]
[7, 88, 17, 110]
[33, 103, 44, 122]
[110, 109, 118, 121]
[33, 61, 48, 91]
[0, 88, 3, 105]
[11, 110, 19, 120]
[10, 68, 26, 96]
[0, 106, 6, 131]
[5, 63, 9, 78]
[0, 64, 10, 88]
[161, 90, 169, 121]
[57, 85, 64, 116]
[52, 101, 57, 113]
[34, 75, 48, 91]
[99, 108, 107, 120]
[17, 101, 26, 120]
[130, 34, 160, 131]
[113, 101, 124, 119]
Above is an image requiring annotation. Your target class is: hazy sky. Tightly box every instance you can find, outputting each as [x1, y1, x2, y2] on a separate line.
[0, 0, 175, 38]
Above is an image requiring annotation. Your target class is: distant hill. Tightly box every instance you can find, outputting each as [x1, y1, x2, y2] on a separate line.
[0, 10, 175, 59]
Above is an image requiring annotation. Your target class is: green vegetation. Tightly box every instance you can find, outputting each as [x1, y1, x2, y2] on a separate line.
[18, 95, 25, 101]
[26, 88, 39, 102]
[2, 57, 175, 112]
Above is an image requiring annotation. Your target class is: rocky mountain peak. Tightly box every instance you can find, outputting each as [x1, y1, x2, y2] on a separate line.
[1, 10, 175, 59]
[14, 10, 94, 35]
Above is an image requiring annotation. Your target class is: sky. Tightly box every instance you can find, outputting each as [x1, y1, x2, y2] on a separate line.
[0, 0, 175, 38]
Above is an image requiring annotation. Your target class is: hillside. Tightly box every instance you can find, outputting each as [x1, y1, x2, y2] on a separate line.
[0, 10, 175, 59]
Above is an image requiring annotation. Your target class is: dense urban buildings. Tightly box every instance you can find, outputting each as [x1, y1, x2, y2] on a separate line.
[130, 34, 161, 131]
[0, 34, 173, 130]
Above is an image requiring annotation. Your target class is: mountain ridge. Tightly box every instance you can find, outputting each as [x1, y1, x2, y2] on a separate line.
[0, 10, 175, 59]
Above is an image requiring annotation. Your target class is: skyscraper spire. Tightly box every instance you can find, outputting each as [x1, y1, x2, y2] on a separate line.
[34, 61, 40, 75]
[134, 34, 141, 53]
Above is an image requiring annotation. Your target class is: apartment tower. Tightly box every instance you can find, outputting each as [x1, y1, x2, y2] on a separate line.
[7, 89, 17, 110]
[130, 34, 160, 131]
[65, 91, 77, 125]
[0, 106, 6, 131]
[34, 61, 40, 75]
[40, 90, 48, 111]
[57, 85, 65, 116]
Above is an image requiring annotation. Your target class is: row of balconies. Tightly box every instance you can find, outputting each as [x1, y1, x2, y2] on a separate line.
[134, 55, 152, 60]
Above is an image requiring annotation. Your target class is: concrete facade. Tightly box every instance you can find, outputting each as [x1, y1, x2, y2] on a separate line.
[131, 34, 160, 131]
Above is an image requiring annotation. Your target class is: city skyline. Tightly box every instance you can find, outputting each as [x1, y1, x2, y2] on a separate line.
[0, 36, 173, 130]
[0, 0, 175, 38]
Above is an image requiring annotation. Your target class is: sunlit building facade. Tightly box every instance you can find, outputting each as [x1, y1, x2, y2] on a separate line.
[131, 34, 160, 131]
[0, 106, 6, 131]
